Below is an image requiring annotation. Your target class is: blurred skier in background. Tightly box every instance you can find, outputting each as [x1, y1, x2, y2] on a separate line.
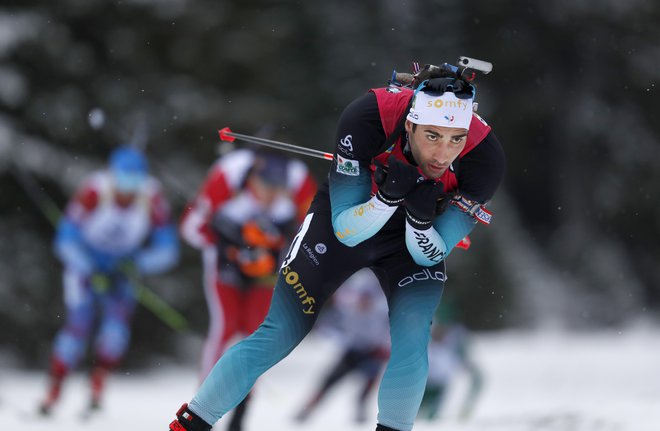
[294, 268, 390, 424]
[418, 314, 483, 421]
[179, 146, 316, 431]
[39, 145, 180, 415]
[415, 235, 479, 422]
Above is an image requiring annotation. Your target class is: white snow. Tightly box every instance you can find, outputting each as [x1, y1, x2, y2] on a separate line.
[2, 325, 659, 431]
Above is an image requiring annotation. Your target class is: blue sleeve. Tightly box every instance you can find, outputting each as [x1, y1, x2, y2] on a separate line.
[54, 216, 81, 246]
[329, 92, 398, 247]
[135, 223, 180, 275]
[53, 217, 94, 274]
[432, 205, 477, 255]
[329, 167, 397, 247]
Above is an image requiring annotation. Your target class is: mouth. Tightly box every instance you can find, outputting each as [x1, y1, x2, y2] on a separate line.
[428, 163, 448, 174]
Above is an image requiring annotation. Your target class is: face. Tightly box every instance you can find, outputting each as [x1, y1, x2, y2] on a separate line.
[404, 120, 468, 179]
[112, 169, 145, 197]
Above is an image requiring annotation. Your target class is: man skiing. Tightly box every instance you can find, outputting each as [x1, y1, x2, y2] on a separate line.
[40, 145, 179, 415]
[169, 60, 505, 431]
[179, 148, 317, 430]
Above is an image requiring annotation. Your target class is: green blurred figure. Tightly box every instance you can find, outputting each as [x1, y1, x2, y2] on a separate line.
[418, 312, 483, 421]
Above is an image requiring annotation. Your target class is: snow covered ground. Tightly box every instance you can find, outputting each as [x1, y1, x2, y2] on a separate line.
[2, 326, 659, 431]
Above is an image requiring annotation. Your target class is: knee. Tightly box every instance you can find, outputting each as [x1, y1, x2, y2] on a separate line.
[62, 320, 93, 339]
[96, 320, 131, 358]
[243, 319, 303, 360]
[390, 314, 432, 348]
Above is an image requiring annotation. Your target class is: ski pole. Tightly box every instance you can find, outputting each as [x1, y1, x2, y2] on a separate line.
[11, 164, 61, 226]
[218, 127, 334, 161]
[10, 163, 190, 332]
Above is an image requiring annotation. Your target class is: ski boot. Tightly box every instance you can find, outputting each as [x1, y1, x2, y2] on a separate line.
[294, 406, 312, 423]
[38, 358, 68, 416]
[355, 407, 367, 423]
[169, 403, 212, 431]
[294, 392, 321, 422]
[88, 362, 111, 412]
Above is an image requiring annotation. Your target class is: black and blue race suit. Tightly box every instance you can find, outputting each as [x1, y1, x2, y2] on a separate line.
[188, 87, 505, 431]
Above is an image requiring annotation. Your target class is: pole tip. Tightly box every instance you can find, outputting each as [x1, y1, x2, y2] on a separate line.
[218, 127, 235, 142]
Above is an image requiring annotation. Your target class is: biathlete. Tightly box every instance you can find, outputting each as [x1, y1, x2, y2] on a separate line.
[169, 60, 505, 431]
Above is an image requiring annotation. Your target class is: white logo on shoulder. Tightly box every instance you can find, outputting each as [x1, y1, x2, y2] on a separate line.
[314, 243, 327, 254]
[339, 135, 353, 152]
[336, 155, 360, 176]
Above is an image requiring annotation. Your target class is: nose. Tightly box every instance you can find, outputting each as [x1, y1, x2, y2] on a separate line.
[433, 142, 453, 165]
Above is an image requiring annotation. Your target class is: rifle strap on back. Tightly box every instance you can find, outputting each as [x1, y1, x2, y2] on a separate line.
[375, 98, 413, 157]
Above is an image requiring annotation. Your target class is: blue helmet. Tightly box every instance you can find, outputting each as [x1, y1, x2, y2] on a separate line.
[109, 146, 148, 193]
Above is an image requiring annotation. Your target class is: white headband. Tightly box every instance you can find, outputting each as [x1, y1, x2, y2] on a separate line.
[406, 91, 474, 129]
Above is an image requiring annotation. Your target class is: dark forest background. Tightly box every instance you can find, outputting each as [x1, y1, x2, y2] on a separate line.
[1, 0, 659, 368]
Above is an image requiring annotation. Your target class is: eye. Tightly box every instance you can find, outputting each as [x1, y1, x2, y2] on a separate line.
[425, 133, 439, 142]
[451, 135, 466, 144]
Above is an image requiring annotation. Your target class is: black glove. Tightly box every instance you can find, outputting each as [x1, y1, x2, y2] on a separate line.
[375, 155, 422, 205]
[434, 190, 455, 217]
[404, 180, 447, 229]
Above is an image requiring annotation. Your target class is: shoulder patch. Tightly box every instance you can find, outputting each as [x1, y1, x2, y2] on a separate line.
[336, 155, 360, 176]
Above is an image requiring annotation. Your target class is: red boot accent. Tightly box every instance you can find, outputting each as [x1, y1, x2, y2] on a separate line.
[40, 357, 69, 413]
[90, 365, 109, 407]
[90, 356, 120, 407]
[170, 419, 188, 431]
[170, 403, 212, 431]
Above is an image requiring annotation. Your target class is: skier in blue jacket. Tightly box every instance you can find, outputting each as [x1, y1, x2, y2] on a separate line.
[40, 146, 179, 415]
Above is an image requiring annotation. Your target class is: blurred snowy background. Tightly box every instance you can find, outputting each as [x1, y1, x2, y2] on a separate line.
[1, 0, 659, 430]
[4, 329, 660, 430]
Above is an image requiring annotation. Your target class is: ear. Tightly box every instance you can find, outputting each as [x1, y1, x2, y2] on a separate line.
[404, 119, 413, 133]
